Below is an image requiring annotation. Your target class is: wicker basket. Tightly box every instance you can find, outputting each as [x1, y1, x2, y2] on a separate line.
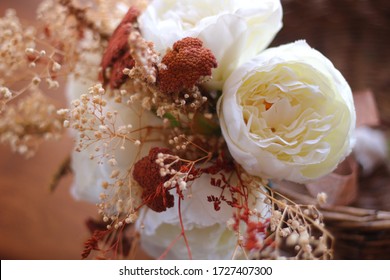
[273, 171, 390, 260]
[272, 0, 390, 259]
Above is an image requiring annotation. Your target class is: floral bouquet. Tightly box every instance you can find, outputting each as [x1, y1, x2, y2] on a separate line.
[1, 0, 359, 260]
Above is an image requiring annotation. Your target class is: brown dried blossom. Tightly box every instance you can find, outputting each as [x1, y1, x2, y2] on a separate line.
[133, 147, 183, 212]
[158, 37, 217, 95]
[100, 7, 140, 88]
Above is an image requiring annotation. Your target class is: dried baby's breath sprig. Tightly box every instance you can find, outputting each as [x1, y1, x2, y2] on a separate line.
[83, 141, 214, 259]
[0, 9, 38, 108]
[156, 105, 223, 162]
[97, 176, 142, 231]
[0, 2, 86, 114]
[0, 88, 64, 158]
[253, 185, 334, 260]
[128, 30, 161, 84]
[37, 0, 104, 81]
[82, 217, 140, 260]
[62, 83, 142, 154]
[0, 9, 35, 87]
[57, 0, 109, 39]
[206, 166, 333, 260]
[102, 23, 220, 159]
[133, 144, 215, 212]
[61, 83, 163, 228]
[0, 87, 13, 112]
[117, 31, 163, 110]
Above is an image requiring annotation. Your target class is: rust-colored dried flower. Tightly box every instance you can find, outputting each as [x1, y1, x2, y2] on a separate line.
[133, 147, 182, 212]
[158, 37, 217, 94]
[100, 7, 140, 88]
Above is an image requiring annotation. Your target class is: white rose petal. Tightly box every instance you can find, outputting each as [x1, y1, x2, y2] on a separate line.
[138, 0, 283, 89]
[218, 41, 356, 183]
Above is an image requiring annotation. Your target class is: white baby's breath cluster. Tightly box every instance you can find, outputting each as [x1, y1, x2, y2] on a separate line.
[0, 0, 93, 155]
[155, 153, 189, 191]
[62, 84, 124, 153]
[0, 89, 63, 158]
[265, 202, 332, 260]
[0, 9, 35, 89]
[127, 30, 160, 84]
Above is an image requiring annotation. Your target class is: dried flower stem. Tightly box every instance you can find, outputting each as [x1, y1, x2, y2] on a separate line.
[178, 197, 193, 259]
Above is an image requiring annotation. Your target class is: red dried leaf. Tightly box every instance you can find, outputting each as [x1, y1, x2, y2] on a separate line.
[214, 200, 221, 211]
[244, 220, 270, 251]
[82, 229, 108, 259]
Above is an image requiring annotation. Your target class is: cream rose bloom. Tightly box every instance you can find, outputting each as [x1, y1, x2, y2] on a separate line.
[138, 0, 282, 89]
[137, 173, 269, 259]
[218, 40, 356, 183]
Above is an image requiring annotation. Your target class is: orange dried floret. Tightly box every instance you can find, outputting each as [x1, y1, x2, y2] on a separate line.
[158, 37, 217, 94]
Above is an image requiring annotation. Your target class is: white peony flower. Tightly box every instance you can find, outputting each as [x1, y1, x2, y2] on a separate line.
[138, 0, 283, 89]
[218, 40, 356, 183]
[136, 172, 270, 259]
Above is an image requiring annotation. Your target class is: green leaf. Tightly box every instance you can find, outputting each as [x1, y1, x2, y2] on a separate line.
[163, 112, 181, 128]
[192, 112, 220, 136]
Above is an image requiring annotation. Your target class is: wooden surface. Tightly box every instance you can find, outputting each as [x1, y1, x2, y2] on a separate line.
[0, 139, 97, 259]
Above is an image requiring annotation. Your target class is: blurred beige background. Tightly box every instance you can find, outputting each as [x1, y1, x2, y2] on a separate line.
[0, 0, 97, 259]
[0, 0, 389, 259]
